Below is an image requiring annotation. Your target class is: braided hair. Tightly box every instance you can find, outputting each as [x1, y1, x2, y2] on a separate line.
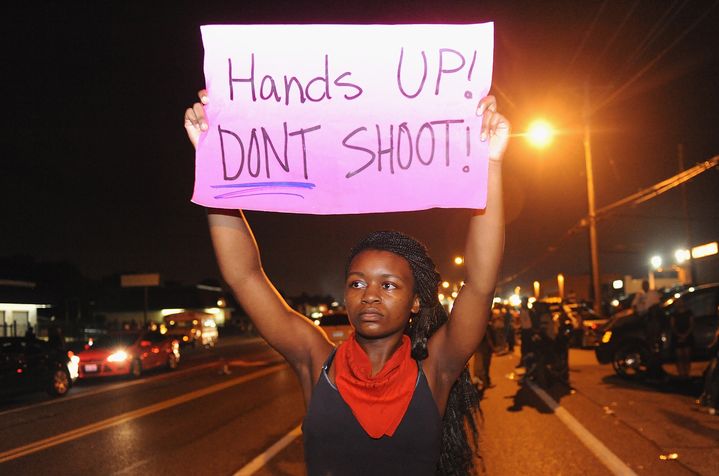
[346, 230, 480, 476]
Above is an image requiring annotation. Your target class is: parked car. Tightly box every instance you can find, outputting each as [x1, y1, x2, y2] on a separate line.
[595, 284, 719, 379]
[315, 313, 352, 345]
[0, 337, 79, 398]
[162, 311, 218, 348]
[77, 330, 180, 379]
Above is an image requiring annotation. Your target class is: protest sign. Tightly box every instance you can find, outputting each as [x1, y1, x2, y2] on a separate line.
[193, 23, 494, 214]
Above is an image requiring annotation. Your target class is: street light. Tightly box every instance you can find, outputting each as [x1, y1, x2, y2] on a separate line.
[650, 255, 662, 269]
[674, 249, 690, 264]
[453, 256, 464, 266]
[526, 119, 555, 149]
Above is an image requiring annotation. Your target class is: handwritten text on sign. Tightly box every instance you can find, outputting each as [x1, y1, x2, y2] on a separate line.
[193, 24, 494, 214]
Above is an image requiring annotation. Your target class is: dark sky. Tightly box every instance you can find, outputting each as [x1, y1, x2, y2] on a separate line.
[4, 1, 719, 300]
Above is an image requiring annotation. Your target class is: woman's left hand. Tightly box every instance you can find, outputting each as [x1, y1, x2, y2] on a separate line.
[477, 95, 510, 162]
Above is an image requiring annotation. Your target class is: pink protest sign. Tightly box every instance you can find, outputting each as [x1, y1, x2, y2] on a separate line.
[193, 23, 494, 214]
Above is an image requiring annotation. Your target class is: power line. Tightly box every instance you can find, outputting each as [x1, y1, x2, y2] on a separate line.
[592, 0, 718, 113]
[499, 155, 718, 286]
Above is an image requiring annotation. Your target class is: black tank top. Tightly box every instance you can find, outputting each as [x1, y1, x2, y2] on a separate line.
[302, 349, 441, 476]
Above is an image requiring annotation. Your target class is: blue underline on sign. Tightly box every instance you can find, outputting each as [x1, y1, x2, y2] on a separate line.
[211, 182, 314, 200]
[211, 182, 316, 189]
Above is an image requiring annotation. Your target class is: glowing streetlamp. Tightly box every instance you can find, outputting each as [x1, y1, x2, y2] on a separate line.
[453, 256, 464, 266]
[650, 255, 663, 270]
[525, 119, 555, 149]
[441, 281, 450, 289]
[674, 249, 690, 264]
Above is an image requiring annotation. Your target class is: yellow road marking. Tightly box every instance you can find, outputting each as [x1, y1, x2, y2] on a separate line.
[0, 361, 221, 418]
[0, 364, 287, 464]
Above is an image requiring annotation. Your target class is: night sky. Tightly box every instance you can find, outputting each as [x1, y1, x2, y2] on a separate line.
[4, 1, 719, 300]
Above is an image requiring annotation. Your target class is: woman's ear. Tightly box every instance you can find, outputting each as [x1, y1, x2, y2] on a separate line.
[411, 295, 420, 314]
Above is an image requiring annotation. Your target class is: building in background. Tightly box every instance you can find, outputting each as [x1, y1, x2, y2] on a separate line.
[0, 280, 53, 337]
[93, 283, 232, 330]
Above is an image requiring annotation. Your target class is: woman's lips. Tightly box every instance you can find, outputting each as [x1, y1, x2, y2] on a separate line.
[359, 309, 383, 321]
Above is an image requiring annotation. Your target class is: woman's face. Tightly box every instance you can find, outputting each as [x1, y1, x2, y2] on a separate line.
[344, 250, 420, 340]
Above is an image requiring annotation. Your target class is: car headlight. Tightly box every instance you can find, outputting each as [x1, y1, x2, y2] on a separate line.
[601, 331, 612, 344]
[107, 350, 129, 362]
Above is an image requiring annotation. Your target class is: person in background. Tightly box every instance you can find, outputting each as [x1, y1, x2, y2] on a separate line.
[503, 306, 515, 352]
[632, 280, 661, 316]
[47, 325, 65, 351]
[697, 325, 719, 415]
[518, 298, 533, 368]
[472, 319, 497, 391]
[670, 298, 694, 379]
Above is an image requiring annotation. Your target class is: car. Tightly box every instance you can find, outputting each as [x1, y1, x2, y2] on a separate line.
[162, 311, 218, 348]
[537, 298, 601, 347]
[77, 330, 180, 379]
[565, 303, 609, 347]
[314, 313, 352, 345]
[595, 283, 719, 379]
[0, 337, 79, 398]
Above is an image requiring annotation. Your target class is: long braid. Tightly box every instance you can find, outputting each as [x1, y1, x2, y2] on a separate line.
[347, 230, 480, 476]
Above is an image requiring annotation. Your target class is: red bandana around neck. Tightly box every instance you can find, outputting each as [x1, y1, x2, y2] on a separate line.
[334, 333, 417, 439]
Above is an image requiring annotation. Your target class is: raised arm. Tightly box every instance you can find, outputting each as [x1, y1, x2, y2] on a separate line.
[184, 91, 332, 375]
[427, 95, 508, 378]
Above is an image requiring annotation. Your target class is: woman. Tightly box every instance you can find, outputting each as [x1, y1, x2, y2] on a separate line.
[184, 90, 509, 475]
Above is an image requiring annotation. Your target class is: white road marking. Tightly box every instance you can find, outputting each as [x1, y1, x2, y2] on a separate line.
[527, 381, 638, 476]
[233, 424, 303, 476]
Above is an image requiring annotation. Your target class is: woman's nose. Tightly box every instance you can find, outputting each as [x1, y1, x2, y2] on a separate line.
[361, 284, 381, 303]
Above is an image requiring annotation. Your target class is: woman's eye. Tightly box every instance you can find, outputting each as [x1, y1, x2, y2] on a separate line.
[382, 282, 398, 290]
[349, 280, 366, 289]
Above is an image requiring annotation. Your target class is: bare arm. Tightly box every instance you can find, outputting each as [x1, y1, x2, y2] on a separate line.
[427, 95, 508, 380]
[208, 210, 332, 361]
[184, 91, 332, 374]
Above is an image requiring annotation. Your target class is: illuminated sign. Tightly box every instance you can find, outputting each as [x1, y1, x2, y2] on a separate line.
[692, 242, 718, 259]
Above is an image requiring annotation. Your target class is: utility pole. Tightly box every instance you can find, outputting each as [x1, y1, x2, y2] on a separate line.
[677, 144, 697, 284]
[583, 83, 603, 316]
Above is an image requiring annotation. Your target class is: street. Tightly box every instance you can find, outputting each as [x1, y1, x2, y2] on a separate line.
[1, 336, 717, 476]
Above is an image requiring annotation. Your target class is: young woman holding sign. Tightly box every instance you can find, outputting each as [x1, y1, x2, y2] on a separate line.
[184, 90, 508, 475]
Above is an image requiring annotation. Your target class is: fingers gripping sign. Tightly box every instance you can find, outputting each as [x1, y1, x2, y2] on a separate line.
[184, 90, 210, 149]
[476, 95, 509, 162]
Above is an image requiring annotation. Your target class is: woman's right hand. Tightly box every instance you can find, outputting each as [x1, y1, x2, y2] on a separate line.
[183, 89, 209, 149]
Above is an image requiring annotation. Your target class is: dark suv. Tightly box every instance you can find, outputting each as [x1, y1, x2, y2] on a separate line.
[0, 337, 78, 398]
[595, 283, 719, 379]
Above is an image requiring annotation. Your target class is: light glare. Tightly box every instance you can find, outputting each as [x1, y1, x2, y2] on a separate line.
[526, 119, 555, 149]
[674, 249, 690, 264]
[650, 255, 662, 269]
